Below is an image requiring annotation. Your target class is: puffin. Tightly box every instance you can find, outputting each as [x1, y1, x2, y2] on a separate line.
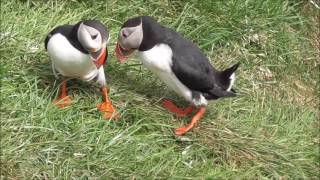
[45, 20, 117, 119]
[114, 16, 240, 135]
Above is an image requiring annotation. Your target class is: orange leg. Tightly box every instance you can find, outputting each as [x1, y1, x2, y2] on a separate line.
[96, 87, 118, 120]
[162, 100, 194, 117]
[53, 80, 72, 109]
[174, 107, 206, 136]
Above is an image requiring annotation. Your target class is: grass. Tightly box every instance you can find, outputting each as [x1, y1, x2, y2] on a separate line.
[1, 0, 319, 179]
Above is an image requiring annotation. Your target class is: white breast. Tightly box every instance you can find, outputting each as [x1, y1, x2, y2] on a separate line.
[138, 44, 194, 103]
[47, 33, 97, 81]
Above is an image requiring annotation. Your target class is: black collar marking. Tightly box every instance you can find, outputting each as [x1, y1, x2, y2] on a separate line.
[139, 16, 168, 51]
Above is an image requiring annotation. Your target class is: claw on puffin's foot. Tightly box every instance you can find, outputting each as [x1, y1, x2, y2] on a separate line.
[54, 80, 72, 109]
[97, 101, 118, 120]
[97, 86, 119, 120]
[175, 126, 192, 136]
[54, 95, 72, 109]
[162, 99, 194, 117]
[174, 107, 206, 136]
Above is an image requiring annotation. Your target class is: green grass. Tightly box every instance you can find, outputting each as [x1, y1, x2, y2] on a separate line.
[1, 0, 319, 179]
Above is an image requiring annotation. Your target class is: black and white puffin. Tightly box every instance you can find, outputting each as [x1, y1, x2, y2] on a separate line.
[115, 16, 239, 135]
[45, 20, 117, 119]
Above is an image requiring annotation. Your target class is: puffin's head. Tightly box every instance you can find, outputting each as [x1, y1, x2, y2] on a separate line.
[77, 20, 109, 53]
[115, 17, 144, 63]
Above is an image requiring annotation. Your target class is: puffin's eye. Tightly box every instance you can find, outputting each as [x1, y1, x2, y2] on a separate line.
[122, 30, 128, 38]
[91, 34, 98, 39]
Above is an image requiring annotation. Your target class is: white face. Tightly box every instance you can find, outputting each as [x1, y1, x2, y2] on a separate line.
[77, 23, 104, 53]
[118, 22, 143, 51]
[115, 22, 143, 62]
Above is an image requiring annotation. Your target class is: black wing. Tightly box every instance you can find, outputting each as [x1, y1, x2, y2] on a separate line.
[168, 31, 217, 92]
[171, 52, 215, 91]
[168, 31, 236, 98]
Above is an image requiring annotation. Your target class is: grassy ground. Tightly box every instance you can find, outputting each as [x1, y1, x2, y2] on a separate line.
[1, 0, 319, 179]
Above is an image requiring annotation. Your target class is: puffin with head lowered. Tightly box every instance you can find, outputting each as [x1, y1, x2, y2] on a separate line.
[115, 16, 240, 135]
[45, 20, 117, 119]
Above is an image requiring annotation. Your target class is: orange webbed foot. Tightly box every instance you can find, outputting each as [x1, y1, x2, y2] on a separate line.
[174, 107, 206, 136]
[97, 101, 119, 120]
[175, 126, 192, 136]
[162, 100, 194, 118]
[53, 96, 72, 109]
[98, 87, 119, 120]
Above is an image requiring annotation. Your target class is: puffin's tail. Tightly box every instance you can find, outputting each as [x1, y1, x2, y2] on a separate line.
[204, 62, 240, 100]
[220, 62, 240, 92]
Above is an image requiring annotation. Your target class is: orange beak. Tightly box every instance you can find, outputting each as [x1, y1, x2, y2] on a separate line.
[114, 43, 134, 63]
